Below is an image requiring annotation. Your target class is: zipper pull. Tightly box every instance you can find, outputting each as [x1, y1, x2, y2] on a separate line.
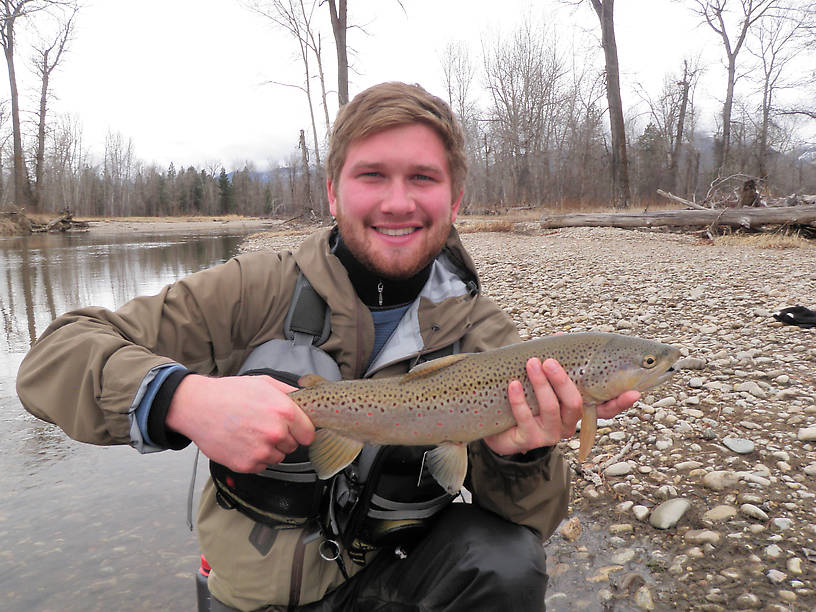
[377, 281, 383, 307]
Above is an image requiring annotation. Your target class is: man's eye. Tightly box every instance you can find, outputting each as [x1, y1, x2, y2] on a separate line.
[359, 171, 381, 178]
[413, 174, 434, 181]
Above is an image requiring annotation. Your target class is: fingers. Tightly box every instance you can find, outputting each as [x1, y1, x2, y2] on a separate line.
[537, 358, 583, 431]
[596, 390, 640, 420]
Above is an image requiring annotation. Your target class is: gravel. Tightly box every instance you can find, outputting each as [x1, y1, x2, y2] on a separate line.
[242, 224, 816, 611]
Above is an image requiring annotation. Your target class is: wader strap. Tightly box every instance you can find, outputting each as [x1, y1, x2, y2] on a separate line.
[187, 446, 201, 531]
[284, 273, 331, 346]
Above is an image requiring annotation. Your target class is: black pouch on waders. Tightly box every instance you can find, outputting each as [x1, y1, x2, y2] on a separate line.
[209, 273, 341, 528]
[324, 444, 455, 565]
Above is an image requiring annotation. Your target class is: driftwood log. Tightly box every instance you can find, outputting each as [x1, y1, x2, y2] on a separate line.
[540, 205, 816, 231]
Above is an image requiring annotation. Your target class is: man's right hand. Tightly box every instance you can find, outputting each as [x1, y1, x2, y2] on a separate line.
[165, 374, 315, 473]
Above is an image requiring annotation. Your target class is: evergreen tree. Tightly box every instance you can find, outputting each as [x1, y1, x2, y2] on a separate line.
[218, 167, 233, 214]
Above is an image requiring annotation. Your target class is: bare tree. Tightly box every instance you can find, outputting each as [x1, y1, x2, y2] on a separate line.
[747, 2, 812, 181]
[690, 0, 780, 172]
[31, 4, 76, 209]
[587, 0, 631, 208]
[244, 0, 327, 215]
[324, 0, 347, 106]
[0, 0, 43, 209]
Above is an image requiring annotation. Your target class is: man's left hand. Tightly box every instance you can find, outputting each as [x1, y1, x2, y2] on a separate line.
[483, 357, 640, 456]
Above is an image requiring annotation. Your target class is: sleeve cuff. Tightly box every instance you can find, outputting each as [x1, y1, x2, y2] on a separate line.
[147, 367, 194, 450]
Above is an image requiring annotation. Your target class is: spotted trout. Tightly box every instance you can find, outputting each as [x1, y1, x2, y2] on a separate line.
[293, 332, 680, 494]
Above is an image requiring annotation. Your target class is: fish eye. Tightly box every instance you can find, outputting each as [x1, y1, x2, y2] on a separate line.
[642, 355, 657, 368]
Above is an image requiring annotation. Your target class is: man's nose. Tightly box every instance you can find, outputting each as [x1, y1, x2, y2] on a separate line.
[380, 180, 416, 214]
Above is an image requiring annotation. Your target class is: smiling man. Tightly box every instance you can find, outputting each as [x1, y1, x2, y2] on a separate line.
[17, 82, 638, 612]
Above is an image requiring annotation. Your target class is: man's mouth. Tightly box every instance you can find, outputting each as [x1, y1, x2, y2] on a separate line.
[375, 227, 419, 237]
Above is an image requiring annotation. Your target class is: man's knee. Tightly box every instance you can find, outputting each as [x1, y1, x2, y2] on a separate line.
[429, 503, 546, 584]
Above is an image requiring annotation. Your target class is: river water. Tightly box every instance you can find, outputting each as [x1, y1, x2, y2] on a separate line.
[0, 228, 264, 611]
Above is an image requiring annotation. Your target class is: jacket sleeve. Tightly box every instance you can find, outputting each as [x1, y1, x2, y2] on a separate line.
[15, 253, 288, 446]
[460, 296, 570, 541]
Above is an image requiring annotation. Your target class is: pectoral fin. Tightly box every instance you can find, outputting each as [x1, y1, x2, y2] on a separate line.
[308, 429, 364, 479]
[425, 442, 468, 495]
[401, 354, 472, 383]
[578, 405, 598, 462]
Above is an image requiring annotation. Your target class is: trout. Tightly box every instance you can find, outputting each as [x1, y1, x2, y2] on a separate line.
[293, 332, 680, 494]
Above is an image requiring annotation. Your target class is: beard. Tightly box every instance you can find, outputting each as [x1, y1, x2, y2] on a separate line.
[334, 208, 453, 281]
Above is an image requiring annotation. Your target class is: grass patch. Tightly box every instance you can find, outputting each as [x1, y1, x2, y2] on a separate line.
[713, 229, 814, 249]
[456, 220, 516, 233]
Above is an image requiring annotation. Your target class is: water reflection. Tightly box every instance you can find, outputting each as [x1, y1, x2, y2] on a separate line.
[0, 228, 263, 611]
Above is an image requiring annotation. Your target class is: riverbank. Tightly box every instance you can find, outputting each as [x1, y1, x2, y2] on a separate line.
[242, 226, 816, 611]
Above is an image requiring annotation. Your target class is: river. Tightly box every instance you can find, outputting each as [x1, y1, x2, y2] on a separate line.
[0, 227, 267, 611]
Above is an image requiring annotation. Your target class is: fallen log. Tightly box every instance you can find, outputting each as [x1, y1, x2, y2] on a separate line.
[540, 205, 816, 230]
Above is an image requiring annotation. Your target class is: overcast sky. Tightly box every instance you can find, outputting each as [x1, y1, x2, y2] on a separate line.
[2, 0, 808, 172]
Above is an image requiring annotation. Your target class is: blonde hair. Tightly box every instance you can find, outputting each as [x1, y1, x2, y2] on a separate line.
[326, 82, 467, 197]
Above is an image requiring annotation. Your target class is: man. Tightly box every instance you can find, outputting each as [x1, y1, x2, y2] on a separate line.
[17, 82, 638, 611]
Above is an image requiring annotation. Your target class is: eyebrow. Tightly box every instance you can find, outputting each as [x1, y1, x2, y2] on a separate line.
[348, 161, 445, 175]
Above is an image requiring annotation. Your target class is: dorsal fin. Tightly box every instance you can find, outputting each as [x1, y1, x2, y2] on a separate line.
[401, 353, 471, 383]
[298, 373, 328, 388]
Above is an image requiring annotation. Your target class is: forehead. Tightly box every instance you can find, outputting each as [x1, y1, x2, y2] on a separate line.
[342, 123, 449, 170]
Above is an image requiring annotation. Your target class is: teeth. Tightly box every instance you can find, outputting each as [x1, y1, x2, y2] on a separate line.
[377, 227, 416, 236]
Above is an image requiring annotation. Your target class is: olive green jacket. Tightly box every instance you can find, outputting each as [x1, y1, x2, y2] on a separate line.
[17, 227, 569, 611]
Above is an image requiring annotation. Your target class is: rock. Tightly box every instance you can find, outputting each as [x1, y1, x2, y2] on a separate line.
[684, 529, 721, 545]
[722, 437, 755, 454]
[633, 585, 655, 610]
[804, 463, 816, 477]
[655, 439, 673, 451]
[604, 461, 633, 477]
[611, 548, 636, 564]
[654, 397, 676, 408]
[767, 569, 787, 584]
[772, 517, 793, 530]
[740, 504, 769, 521]
[689, 377, 704, 388]
[675, 356, 706, 370]
[559, 516, 581, 542]
[734, 381, 767, 398]
[676, 460, 703, 471]
[765, 544, 783, 559]
[615, 501, 634, 513]
[734, 593, 761, 608]
[609, 524, 634, 535]
[798, 427, 816, 441]
[703, 505, 737, 522]
[650, 498, 691, 529]
[786, 557, 803, 574]
[632, 505, 650, 521]
[702, 470, 740, 491]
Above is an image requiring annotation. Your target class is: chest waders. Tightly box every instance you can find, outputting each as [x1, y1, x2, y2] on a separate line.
[207, 272, 457, 577]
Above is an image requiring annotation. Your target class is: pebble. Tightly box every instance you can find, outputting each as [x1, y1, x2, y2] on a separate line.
[702, 471, 740, 491]
[702, 505, 737, 522]
[684, 529, 721, 545]
[798, 427, 816, 441]
[604, 462, 632, 477]
[767, 569, 787, 584]
[765, 544, 783, 558]
[632, 505, 650, 521]
[559, 517, 581, 542]
[649, 498, 690, 529]
[734, 593, 761, 608]
[787, 557, 803, 574]
[772, 517, 793, 530]
[722, 437, 755, 454]
[740, 504, 769, 521]
[633, 585, 655, 610]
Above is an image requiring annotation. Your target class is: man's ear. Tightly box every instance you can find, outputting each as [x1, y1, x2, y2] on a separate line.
[450, 189, 464, 222]
[327, 178, 338, 217]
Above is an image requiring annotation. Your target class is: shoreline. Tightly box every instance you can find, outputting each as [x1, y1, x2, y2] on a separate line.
[82, 217, 281, 237]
